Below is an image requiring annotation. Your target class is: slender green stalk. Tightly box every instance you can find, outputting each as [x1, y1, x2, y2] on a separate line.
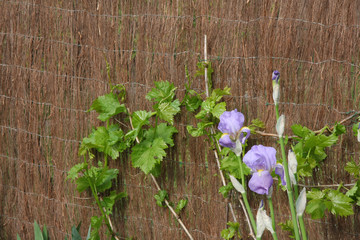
[268, 197, 276, 232]
[271, 232, 279, 240]
[241, 192, 257, 234]
[236, 155, 257, 234]
[293, 174, 299, 199]
[87, 173, 114, 237]
[298, 215, 307, 240]
[275, 104, 301, 240]
[268, 197, 279, 240]
[237, 154, 245, 187]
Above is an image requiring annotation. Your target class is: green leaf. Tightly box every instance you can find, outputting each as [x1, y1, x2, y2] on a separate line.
[76, 175, 93, 193]
[175, 199, 188, 214]
[278, 220, 295, 239]
[75, 165, 119, 193]
[248, 118, 265, 133]
[327, 190, 354, 216]
[211, 102, 226, 119]
[90, 216, 103, 240]
[316, 134, 338, 148]
[219, 182, 233, 198]
[145, 123, 178, 146]
[345, 160, 360, 178]
[210, 87, 231, 102]
[89, 93, 126, 121]
[66, 163, 87, 181]
[80, 125, 125, 159]
[154, 190, 168, 207]
[71, 225, 82, 240]
[291, 124, 312, 138]
[93, 167, 119, 193]
[101, 191, 127, 215]
[352, 123, 359, 136]
[42, 225, 49, 240]
[183, 94, 202, 112]
[220, 152, 251, 179]
[346, 181, 360, 202]
[306, 199, 326, 219]
[146, 81, 177, 102]
[132, 110, 154, 129]
[220, 222, 240, 240]
[186, 121, 214, 137]
[307, 189, 326, 200]
[333, 123, 346, 136]
[17, 234, 21, 240]
[156, 100, 181, 125]
[131, 138, 167, 174]
[34, 221, 44, 240]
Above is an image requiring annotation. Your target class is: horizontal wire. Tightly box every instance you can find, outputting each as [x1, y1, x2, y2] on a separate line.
[1, 152, 357, 209]
[0, 125, 81, 143]
[0, 183, 97, 210]
[4, 0, 360, 29]
[0, 94, 89, 113]
[1, 86, 358, 117]
[1, 31, 359, 68]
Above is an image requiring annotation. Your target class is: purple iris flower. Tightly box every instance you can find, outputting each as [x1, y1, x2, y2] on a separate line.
[243, 145, 286, 195]
[218, 109, 251, 151]
[272, 70, 280, 83]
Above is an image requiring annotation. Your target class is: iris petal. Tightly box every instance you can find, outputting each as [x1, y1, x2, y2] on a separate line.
[218, 109, 244, 135]
[274, 164, 286, 185]
[243, 145, 276, 172]
[219, 134, 236, 149]
[248, 170, 273, 195]
[240, 127, 251, 144]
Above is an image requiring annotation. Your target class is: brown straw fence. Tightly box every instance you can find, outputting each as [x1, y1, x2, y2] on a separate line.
[1, 0, 360, 239]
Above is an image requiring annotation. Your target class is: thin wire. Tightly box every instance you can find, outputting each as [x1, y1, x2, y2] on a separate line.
[0, 125, 81, 143]
[1, 31, 359, 68]
[0, 183, 97, 210]
[4, 0, 360, 29]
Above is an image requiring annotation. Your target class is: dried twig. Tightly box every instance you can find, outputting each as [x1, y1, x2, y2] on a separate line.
[238, 196, 256, 240]
[255, 112, 359, 139]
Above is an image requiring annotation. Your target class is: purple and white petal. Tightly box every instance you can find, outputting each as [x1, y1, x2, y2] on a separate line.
[248, 170, 273, 195]
[243, 145, 277, 172]
[219, 134, 236, 149]
[239, 127, 251, 144]
[274, 164, 286, 186]
[218, 109, 244, 135]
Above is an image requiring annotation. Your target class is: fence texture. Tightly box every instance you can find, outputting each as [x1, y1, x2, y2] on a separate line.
[1, 0, 360, 239]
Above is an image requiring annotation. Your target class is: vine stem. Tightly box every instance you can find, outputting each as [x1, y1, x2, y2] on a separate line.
[87, 174, 119, 239]
[127, 108, 194, 240]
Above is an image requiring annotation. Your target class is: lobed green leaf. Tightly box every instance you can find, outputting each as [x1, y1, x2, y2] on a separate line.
[89, 93, 126, 121]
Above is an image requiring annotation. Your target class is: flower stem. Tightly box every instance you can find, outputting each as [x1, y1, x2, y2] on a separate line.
[236, 155, 257, 234]
[298, 215, 307, 240]
[267, 197, 276, 232]
[275, 104, 301, 240]
[237, 154, 245, 187]
[271, 231, 279, 240]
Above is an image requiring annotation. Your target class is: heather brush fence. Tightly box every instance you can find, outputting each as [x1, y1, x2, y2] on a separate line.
[1, 0, 360, 239]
